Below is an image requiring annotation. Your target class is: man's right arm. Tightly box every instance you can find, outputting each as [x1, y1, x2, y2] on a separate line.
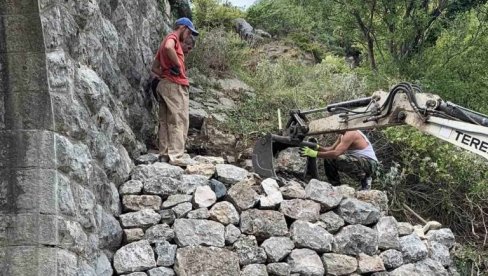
[318, 136, 341, 152]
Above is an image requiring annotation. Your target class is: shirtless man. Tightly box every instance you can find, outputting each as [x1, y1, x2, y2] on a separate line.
[300, 130, 379, 190]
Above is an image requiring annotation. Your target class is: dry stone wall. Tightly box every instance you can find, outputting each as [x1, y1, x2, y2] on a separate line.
[114, 155, 459, 276]
[1, 0, 174, 274]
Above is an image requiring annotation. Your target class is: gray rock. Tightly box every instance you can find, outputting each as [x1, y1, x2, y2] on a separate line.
[124, 228, 144, 243]
[280, 181, 306, 199]
[305, 179, 342, 209]
[375, 216, 400, 250]
[240, 209, 288, 240]
[234, 235, 267, 265]
[334, 224, 378, 256]
[174, 246, 240, 276]
[280, 199, 321, 222]
[144, 224, 174, 244]
[260, 178, 283, 207]
[193, 155, 226, 165]
[120, 209, 161, 228]
[321, 253, 357, 276]
[241, 264, 268, 276]
[261, 237, 295, 262]
[267, 263, 290, 276]
[398, 222, 414, 236]
[172, 202, 193, 218]
[174, 219, 225, 247]
[148, 267, 175, 276]
[227, 180, 259, 211]
[185, 163, 215, 177]
[380, 249, 404, 270]
[429, 241, 451, 267]
[98, 209, 123, 250]
[337, 198, 381, 225]
[180, 174, 210, 194]
[119, 180, 143, 195]
[144, 177, 182, 197]
[390, 258, 448, 276]
[357, 253, 385, 274]
[335, 185, 356, 198]
[210, 201, 240, 225]
[187, 208, 210, 219]
[216, 164, 249, 185]
[399, 233, 428, 263]
[287, 249, 324, 276]
[58, 220, 88, 255]
[275, 148, 306, 174]
[189, 108, 208, 130]
[159, 209, 175, 225]
[318, 211, 345, 233]
[135, 153, 160, 165]
[209, 179, 227, 199]
[225, 224, 241, 245]
[355, 190, 389, 215]
[290, 220, 334, 252]
[123, 195, 162, 211]
[193, 185, 217, 208]
[155, 241, 177, 267]
[94, 253, 113, 276]
[425, 228, 455, 249]
[162, 194, 193, 208]
[113, 240, 156, 274]
[132, 163, 184, 181]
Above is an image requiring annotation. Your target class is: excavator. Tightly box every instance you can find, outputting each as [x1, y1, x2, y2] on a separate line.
[252, 82, 488, 179]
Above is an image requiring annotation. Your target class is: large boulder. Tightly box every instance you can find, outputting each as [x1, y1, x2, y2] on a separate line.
[290, 220, 334, 253]
[399, 233, 428, 263]
[279, 199, 320, 222]
[287, 249, 324, 276]
[334, 224, 378, 256]
[113, 240, 156, 274]
[337, 198, 381, 225]
[260, 237, 295, 262]
[173, 219, 225, 247]
[240, 209, 288, 241]
[321, 253, 357, 276]
[305, 179, 343, 209]
[174, 246, 240, 276]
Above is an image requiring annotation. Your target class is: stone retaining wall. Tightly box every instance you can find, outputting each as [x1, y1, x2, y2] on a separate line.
[113, 155, 459, 276]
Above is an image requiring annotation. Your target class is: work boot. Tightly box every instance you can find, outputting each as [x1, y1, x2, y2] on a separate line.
[359, 176, 372, 191]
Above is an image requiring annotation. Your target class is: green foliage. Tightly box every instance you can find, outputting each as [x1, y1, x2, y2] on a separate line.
[377, 127, 488, 241]
[224, 55, 368, 137]
[186, 28, 251, 76]
[192, 0, 245, 29]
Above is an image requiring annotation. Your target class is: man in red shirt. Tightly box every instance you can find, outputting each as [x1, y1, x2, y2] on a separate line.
[152, 18, 198, 165]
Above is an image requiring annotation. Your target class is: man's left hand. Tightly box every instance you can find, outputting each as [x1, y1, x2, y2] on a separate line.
[300, 147, 318, 158]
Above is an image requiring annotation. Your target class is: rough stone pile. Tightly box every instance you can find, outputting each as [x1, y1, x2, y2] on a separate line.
[112, 154, 458, 276]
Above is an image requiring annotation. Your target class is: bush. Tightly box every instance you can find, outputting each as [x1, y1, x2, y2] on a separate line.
[186, 28, 251, 76]
[377, 126, 488, 243]
[192, 0, 245, 29]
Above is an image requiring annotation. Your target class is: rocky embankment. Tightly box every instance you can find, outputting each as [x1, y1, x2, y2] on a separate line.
[111, 154, 458, 276]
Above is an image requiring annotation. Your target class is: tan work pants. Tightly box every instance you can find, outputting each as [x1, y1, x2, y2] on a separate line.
[157, 79, 189, 161]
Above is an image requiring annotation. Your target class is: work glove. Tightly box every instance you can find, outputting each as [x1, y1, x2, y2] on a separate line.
[170, 65, 181, 76]
[299, 146, 318, 158]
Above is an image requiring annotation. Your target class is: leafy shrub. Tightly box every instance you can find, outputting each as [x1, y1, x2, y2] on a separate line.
[377, 126, 488, 243]
[186, 28, 251, 76]
[192, 0, 245, 29]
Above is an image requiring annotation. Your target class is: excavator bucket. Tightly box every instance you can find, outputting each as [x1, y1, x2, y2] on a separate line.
[251, 134, 284, 178]
[252, 133, 318, 179]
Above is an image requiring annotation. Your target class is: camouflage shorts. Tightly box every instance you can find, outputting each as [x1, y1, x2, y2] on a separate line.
[324, 154, 378, 184]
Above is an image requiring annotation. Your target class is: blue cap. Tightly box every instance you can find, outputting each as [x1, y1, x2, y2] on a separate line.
[175, 17, 199, 36]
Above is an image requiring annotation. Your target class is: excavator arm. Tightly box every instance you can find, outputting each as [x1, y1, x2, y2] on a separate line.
[252, 83, 488, 178]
